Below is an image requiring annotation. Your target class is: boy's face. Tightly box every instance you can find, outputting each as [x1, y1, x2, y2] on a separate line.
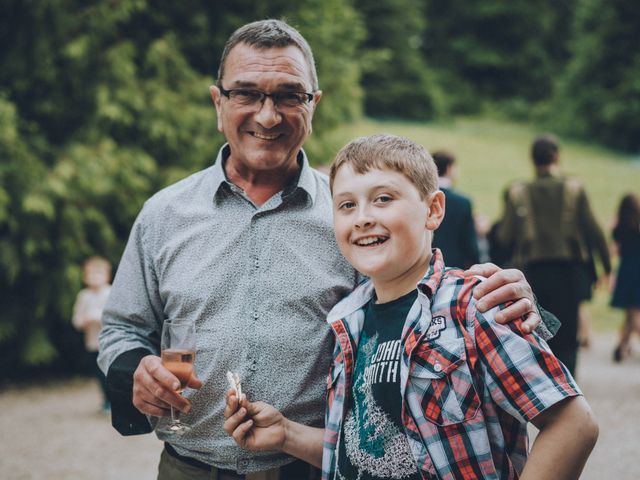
[332, 165, 444, 286]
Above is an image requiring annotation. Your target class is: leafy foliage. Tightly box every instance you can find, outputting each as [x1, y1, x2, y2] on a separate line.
[550, 0, 640, 151]
[422, 0, 575, 113]
[0, 0, 363, 379]
[355, 0, 444, 119]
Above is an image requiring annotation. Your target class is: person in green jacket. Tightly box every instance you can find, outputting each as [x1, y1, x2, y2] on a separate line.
[496, 134, 611, 375]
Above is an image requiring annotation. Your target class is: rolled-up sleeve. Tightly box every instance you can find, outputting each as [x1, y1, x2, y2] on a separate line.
[470, 301, 580, 423]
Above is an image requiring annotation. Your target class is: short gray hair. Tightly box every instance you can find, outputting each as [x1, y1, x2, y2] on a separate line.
[217, 19, 319, 91]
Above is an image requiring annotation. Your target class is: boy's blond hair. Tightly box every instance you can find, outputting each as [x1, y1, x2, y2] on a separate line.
[329, 134, 439, 199]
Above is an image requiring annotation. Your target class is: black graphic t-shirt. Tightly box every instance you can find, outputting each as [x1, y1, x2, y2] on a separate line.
[337, 289, 421, 480]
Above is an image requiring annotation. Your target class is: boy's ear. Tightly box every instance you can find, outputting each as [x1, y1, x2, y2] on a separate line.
[425, 190, 446, 230]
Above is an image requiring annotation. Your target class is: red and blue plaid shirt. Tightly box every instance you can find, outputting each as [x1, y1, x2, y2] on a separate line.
[322, 249, 581, 479]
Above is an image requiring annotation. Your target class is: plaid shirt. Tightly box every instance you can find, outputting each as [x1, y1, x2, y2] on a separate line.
[322, 249, 581, 479]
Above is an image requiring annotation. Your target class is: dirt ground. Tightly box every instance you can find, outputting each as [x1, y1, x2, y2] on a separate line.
[1, 331, 638, 480]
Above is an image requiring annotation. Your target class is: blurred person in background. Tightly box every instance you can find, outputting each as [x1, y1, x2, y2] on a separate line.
[576, 241, 601, 349]
[432, 150, 480, 268]
[474, 211, 492, 264]
[72, 256, 112, 412]
[495, 134, 611, 375]
[611, 193, 640, 362]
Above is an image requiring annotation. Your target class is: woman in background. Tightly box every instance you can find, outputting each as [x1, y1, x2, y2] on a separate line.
[611, 193, 640, 362]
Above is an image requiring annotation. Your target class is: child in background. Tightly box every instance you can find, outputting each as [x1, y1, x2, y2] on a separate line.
[611, 193, 640, 362]
[223, 134, 598, 480]
[72, 256, 112, 412]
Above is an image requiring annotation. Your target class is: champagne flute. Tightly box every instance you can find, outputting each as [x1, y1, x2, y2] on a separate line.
[156, 318, 196, 435]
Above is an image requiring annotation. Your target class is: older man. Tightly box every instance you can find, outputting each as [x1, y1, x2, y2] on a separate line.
[99, 19, 555, 480]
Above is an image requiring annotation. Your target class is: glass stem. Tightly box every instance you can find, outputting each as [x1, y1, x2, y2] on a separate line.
[170, 405, 180, 425]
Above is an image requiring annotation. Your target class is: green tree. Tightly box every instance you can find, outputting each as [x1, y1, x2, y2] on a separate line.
[0, 0, 363, 379]
[355, 0, 443, 119]
[422, 0, 575, 113]
[551, 0, 640, 151]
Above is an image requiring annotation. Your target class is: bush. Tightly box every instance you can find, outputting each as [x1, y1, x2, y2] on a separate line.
[550, 0, 640, 152]
[0, 0, 364, 379]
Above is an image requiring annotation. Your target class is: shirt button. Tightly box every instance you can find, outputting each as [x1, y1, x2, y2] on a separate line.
[249, 363, 257, 372]
[253, 312, 259, 320]
[434, 363, 443, 373]
[254, 260, 259, 267]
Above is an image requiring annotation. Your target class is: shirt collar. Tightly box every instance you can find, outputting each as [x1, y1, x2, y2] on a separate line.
[326, 248, 447, 325]
[210, 144, 231, 195]
[210, 144, 318, 205]
[418, 248, 446, 298]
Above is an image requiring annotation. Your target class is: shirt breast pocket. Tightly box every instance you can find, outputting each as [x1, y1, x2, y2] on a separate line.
[408, 338, 480, 426]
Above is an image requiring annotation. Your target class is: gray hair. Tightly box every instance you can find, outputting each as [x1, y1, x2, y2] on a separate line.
[217, 19, 319, 91]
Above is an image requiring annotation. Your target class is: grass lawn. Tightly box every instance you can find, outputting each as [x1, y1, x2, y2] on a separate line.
[321, 116, 640, 332]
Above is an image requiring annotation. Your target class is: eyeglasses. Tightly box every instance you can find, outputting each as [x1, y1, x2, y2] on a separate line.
[218, 85, 315, 109]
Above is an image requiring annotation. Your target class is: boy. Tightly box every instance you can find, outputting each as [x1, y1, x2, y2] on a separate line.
[223, 134, 598, 479]
[72, 256, 112, 412]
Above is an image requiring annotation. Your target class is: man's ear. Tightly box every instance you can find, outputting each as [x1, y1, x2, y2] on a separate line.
[307, 90, 322, 135]
[426, 190, 446, 230]
[209, 85, 223, 132]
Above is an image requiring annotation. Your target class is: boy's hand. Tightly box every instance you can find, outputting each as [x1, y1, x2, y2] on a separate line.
[132, 355, 202, 417]
[465, 263, 540, 333]
[223, 390, 286, 451]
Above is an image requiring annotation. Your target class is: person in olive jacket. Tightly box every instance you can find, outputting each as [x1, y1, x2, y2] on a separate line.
[496, 134, 611, 375]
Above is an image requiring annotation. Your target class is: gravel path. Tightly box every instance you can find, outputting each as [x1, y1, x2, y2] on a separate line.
[1, 332, 638, 479]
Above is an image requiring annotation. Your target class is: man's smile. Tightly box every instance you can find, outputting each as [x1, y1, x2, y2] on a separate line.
[249, 131, 283, 141]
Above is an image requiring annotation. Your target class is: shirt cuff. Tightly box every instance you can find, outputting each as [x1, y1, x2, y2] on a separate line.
[106, 348, 154, 436]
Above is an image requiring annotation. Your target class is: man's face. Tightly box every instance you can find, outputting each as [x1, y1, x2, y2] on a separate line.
[210, 43, 321, 176]
[332, 165, 443, 287]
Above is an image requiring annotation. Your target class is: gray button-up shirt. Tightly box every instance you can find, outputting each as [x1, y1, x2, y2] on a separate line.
[98, 145, 358, 472]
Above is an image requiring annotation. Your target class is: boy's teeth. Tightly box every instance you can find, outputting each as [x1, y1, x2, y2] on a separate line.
[356, 236, 386, 246]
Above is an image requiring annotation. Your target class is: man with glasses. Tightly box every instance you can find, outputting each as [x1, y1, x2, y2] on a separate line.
[99, 19, 556, 480]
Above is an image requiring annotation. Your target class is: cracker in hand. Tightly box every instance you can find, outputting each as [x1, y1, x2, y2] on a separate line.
[226, 371, 242, 398]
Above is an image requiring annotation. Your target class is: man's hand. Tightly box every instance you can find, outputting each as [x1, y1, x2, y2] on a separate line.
[465, 263, 540, 333]
[132, 355, 202, 417]
[223, 390, 286, 451]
